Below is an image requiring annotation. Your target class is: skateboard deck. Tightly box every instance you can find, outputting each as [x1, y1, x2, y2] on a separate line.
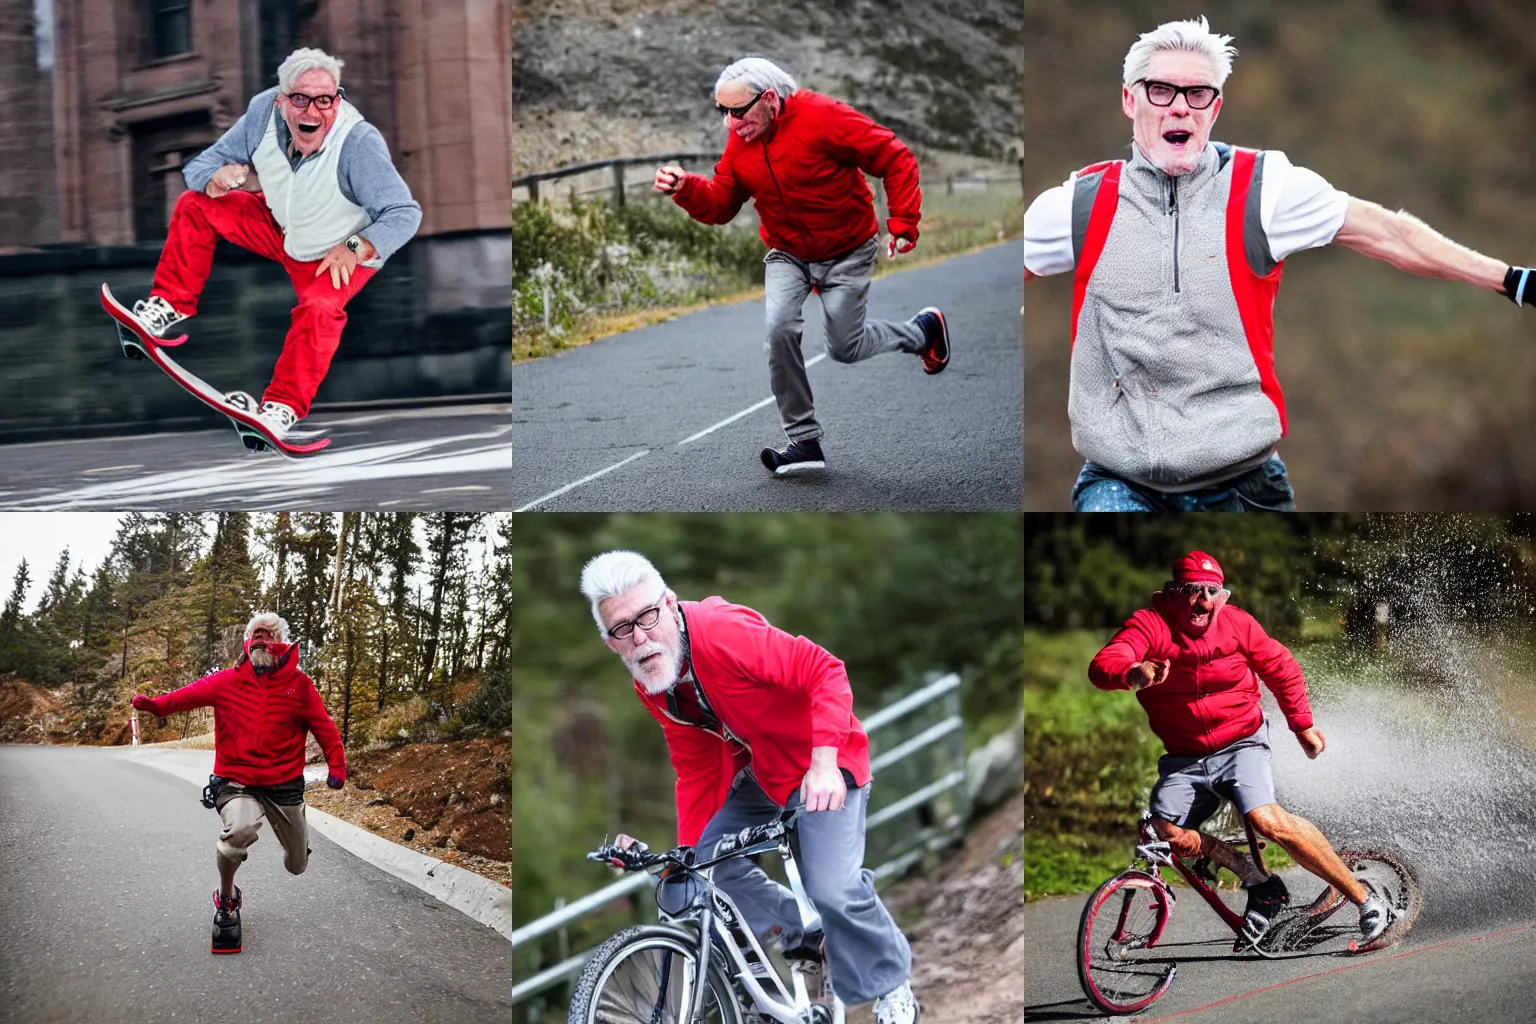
[100, 284, 330, 457]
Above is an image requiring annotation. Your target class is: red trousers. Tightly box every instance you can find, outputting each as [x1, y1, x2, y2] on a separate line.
[151, 189, 376, 418]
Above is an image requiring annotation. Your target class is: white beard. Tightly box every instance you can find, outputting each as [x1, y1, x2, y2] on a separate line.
[626, 641, 682, 695]
[249, 647, 274, 672]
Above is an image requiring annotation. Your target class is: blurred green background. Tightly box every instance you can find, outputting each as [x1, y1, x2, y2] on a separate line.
[513, 513, 1023, 1009]
[1025, 1, 1536, 509]
[1025, 512, 1536, 898]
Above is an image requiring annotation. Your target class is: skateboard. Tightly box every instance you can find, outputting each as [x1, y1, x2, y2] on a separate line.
[99, 284, 330, 457]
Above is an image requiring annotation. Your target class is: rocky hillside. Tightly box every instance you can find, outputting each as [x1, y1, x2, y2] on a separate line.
[512, 0, 1022, 175]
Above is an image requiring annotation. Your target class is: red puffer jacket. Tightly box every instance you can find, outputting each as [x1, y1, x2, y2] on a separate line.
[1088, 592, 1313, 757]
[137, 645, 346, 786]
[636, 597, 872, 847]
[672, 90, 922, 262]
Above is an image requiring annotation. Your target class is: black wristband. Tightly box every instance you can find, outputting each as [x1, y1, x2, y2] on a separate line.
[1504, 265, 1532, 306]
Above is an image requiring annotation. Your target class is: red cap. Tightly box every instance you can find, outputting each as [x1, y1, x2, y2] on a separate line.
[1173, 551, 1223, 585]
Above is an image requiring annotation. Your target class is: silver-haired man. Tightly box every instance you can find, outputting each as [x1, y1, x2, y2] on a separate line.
[656, 56, 950, 477]
[132, 612, 346, 954]
[1025, 16, 1536, 511]
[118, 47, 422, 441]
[580, 550, 921, 1023]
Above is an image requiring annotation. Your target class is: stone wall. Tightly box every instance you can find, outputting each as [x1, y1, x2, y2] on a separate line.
[0, 231, 510, 439]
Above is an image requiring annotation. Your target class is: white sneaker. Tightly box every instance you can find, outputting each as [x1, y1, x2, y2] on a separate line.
[130, 295, 188, 338]
[256, 400, 299, 439]
[1358, 892, 1402, 944]
[874, 980, 918, 1024]
[224, 391, 258, 414]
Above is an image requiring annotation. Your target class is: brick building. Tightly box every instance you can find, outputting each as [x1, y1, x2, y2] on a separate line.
[5, 0, 510, 247]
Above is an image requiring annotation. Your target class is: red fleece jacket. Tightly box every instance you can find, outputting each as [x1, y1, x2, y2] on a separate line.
[137, 646, 345, 786]
[1088, 592, 1314, 757]
[636, 597, 872, 847]
[672, 90, 922, 262]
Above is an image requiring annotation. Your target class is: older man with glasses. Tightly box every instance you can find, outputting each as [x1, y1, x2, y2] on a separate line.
[1025, 16, 1536, 511]
[579, 549, 922, 1024]
[1088, 551, 1400, 946]
[654, 56, 950, 477]
[119, 47, 421, 442]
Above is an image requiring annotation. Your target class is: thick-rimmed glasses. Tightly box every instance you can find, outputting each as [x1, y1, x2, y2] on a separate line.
[284, 88, 345, 110]
[606, 589, 668, 640]
[1137, 79, 1220, 110]
[716, 90, 766, 119]
[1173, 583, 1223, 598]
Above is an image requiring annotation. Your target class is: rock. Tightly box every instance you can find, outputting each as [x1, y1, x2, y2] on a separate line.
[965, 714, 1022, 814]
[403, 828, 415, 841]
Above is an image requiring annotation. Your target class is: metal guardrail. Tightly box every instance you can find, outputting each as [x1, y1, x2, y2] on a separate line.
[511, 672, 967, 1006]
[513, 151, 721, 205]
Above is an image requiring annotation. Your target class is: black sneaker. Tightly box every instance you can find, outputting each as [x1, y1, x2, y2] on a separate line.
[760, 437, 825, 476]
[1241, 874, 1290, 945]
[784, 930, 826, 1000]
[912, 306, 949, 374]
[211, 886, 242, 954]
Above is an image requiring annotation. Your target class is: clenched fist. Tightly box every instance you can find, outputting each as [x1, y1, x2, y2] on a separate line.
[654, 165, 685, 195]
[205, 163, 251, 199]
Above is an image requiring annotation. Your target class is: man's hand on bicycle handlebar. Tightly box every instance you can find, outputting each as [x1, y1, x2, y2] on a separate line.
[1127, 659, 1171, 691]
[1295, 726, 1326, 759]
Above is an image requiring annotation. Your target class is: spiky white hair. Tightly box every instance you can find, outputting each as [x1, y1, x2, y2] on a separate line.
[244, 612, 291, 643]
[579, 551, 668, 635]
[277, 47, 344, 94]
[1123, 16, 1237, 88]
[714, 56, 797, 100]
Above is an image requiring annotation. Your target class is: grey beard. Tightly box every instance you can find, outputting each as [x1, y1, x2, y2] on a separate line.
[249, 647, 274, 673]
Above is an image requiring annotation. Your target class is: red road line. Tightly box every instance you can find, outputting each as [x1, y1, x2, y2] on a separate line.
[1140, 924, 1535, 1022]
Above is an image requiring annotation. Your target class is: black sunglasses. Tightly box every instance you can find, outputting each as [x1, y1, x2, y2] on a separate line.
[284, 87, 346, 110]
[1136, 79, 1220, 110]
[716, 90, 767, 119]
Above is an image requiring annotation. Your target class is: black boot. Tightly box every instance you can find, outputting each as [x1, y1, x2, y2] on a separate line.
[1241, 874, 1290, 944]
[211, 886, 242, 954]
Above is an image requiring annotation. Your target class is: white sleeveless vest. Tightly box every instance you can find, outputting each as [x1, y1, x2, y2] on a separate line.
[250, 100, 372, 262]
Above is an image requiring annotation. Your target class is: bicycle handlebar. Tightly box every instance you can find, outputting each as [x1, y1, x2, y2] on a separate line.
[585, 809, 800, 874]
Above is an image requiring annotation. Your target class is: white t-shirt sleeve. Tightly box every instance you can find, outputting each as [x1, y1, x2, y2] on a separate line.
[1025, 176, 1077, 277]
[1260, 150, 1350, 263]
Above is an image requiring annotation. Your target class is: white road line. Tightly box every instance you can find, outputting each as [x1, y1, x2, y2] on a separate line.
[83, 465, 145, 474]
[677, 354, 826, 446]
[521, 354, 827, 508]
[421, 485, 494, 494]
[515, 450, 650, 512]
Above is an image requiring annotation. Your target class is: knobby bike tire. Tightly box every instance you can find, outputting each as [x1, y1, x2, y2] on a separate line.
[568, 925, 745, 1024]
[1077, 871, 1178, 1015]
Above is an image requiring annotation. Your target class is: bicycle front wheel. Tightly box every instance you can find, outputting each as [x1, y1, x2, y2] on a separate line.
[1077, 871, 1177, 1015]
[568, 925, 745, 1024]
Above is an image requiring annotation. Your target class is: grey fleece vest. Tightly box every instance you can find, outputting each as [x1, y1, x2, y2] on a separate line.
[1068, 143, 1283, 490]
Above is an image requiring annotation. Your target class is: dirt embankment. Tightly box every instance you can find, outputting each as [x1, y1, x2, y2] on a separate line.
[303, 738, 510, 886]
[0, 681, 65, 743]
[881, 793, 1024, 1024]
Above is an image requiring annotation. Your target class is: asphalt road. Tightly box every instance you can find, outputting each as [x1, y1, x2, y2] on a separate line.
[0, 745, 510, 1024]
[0, 405, 511, 510]
[1025, 868, 1536, 1023]
[513, 242, 1023, 510]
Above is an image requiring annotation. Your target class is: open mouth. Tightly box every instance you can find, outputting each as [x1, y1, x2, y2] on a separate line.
[1162, 130, 1192, 147]
[298, 122, 321, 134]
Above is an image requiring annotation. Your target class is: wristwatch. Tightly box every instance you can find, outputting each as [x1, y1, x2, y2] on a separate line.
[345, 235, 363, 253]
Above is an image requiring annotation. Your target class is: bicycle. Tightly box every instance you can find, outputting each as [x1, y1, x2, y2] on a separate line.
[1076, 807, 1422, 1015]
[568, 809, 847, 1024]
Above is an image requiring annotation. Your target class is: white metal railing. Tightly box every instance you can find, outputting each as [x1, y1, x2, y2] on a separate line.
[511, 672, 967, 1007]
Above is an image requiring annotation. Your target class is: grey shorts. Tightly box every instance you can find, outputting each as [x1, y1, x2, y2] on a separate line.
[1149, 721, 1277, 829]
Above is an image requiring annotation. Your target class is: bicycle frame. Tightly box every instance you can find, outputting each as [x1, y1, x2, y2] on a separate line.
[659, 834, 845, 1024]
[1134, 812, 1270, 938]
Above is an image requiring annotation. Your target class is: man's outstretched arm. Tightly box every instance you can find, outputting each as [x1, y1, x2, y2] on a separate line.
[1332, 198, 1510, 294]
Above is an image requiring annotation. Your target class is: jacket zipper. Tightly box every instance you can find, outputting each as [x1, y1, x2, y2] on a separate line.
[1169, 176, 1181, 293]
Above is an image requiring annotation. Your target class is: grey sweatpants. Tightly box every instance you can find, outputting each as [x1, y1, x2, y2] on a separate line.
[676, 768, 912, 1005]
[765, 237, 927, 442]
[215, 782, 310, 875]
